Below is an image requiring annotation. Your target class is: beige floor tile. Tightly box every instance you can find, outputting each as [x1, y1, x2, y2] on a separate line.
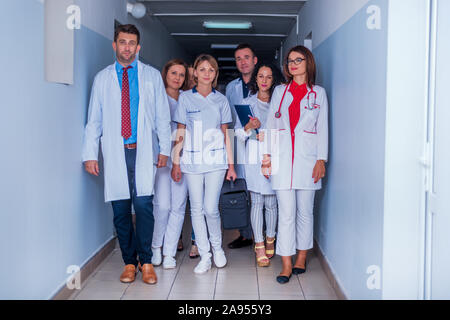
[216, 272, 257, 285]
[299, 271, 336, 296]
[214, 293, 259, 300]
[215, 280, 258, 295]
[127, 278, 174, 292]
[91, 269, 123, 282]
[259, 292, 305, 300]
[122, 292, 168, 300]
[171, 280, 216, 294]
[75, 281, 127, 300]
[217, 266, 256, 275]
[168, 292, 213, 300]
[75, 290, 124, 300]
[305, 294, 338, 300]
[258, 281, 303, 295]
[82, 278, 129, 291]
[177, 267, 218, 279]
[259, 285, 303, 298]
[98, 261, 128, 272]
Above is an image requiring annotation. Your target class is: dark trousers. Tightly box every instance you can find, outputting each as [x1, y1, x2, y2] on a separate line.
[111, 148, 154, 266]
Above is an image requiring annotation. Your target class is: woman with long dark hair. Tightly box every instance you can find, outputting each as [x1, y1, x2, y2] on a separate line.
[235, 62, 283, 267]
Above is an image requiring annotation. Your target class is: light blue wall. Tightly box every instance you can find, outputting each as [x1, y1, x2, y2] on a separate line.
[0, 0, 187, 299]
[312, 0, 388, 299]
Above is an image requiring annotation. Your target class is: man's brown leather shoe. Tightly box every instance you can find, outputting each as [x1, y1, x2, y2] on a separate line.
[120, 264, 137, 283]
[141, 264, 157, 285]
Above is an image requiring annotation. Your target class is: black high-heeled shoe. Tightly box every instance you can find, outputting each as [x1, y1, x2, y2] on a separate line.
[292, 267, 306, 275]
[292, 260, 307, 275]
[276, 274, 292, 284]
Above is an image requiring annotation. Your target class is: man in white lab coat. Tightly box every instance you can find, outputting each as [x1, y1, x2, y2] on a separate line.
[82, 24, 171, 285]
[225, 44, 258, 249]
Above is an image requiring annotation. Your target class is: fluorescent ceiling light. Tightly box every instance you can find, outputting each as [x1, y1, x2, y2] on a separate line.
[218, 57, 235, 61]
[211, 44, 238, 49]
[203, 21, 252, 29]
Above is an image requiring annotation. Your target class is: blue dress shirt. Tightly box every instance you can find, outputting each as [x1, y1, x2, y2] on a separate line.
[116, 59, 139, 144]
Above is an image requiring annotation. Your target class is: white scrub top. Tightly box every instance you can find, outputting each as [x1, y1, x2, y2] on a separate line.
[173, 87, 233, 174]
[235, 95, 275, 195]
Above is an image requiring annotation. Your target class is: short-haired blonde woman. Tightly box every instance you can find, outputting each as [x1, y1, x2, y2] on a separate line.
[172, 54, 237, 274]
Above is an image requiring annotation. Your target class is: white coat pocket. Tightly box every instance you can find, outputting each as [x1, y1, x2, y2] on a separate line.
[301, 131, 318, 157]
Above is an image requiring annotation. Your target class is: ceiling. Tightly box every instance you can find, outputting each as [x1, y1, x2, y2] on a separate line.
[140, 0, 307, 82]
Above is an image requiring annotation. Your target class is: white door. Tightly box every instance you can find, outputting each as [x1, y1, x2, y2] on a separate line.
[425, 0, 450, 300]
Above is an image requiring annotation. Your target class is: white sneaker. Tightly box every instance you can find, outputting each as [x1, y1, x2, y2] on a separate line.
[213, 249, 227, 268]
[194, 256, 212, 274]
[162, 256, 177, 269]
[151, 247, 162, 266]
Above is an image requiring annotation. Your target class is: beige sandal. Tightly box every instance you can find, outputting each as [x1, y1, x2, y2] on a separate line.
[255, 245, 270, 267]
[265, 237, 276, 259]
[189, 240, 200, 259]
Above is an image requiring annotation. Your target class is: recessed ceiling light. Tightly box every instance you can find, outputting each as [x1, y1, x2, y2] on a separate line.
[211, 44, 238, 49]
[218, 57, 235, 61]
[203, 21, 252, 29]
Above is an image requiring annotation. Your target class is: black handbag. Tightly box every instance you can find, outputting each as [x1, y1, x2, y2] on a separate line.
[219, 178, 251, 230]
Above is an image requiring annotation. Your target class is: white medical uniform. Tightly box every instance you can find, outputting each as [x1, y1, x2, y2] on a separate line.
[235, 94, 278, 244]
[173, 87, 232, 259]
[82, 61, 172, 202]
[265, 83, 328, 256]
[152, 94, 189, 258]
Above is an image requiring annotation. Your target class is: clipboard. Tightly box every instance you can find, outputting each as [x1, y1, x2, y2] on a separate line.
[234, 104, 259, 135]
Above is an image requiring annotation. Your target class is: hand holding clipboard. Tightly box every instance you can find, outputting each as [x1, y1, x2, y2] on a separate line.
[235, 105, 260, 135]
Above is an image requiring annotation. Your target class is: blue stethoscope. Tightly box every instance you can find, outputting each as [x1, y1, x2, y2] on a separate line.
[275, 83, 317, 119]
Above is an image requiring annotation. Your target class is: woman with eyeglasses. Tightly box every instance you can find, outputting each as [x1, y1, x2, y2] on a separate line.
[262, 46, 329, 284]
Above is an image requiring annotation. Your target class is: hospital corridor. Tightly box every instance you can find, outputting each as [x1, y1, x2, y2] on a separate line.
[1, 0, 450, 301]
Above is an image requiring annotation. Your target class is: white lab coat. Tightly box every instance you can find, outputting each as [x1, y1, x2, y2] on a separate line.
[235, 94, 275, 195]
[265, 83, 328, 191]
[82, 61, 172, 202]
[225, 78, 248, 179]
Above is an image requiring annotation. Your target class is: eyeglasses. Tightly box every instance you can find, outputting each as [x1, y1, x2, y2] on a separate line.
[287, 57, 305, 65]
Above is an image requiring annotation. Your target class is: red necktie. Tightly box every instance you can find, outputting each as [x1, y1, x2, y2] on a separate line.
[121, 66, 132, 140]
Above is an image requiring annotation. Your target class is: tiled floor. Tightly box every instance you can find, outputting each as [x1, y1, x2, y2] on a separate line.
[69, 219, 338, 300]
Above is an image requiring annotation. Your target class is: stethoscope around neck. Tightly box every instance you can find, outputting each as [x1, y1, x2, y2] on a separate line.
[274, 82, 317, 119]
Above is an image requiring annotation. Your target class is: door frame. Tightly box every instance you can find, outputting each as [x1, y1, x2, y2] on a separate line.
[382, 0, 430, 300]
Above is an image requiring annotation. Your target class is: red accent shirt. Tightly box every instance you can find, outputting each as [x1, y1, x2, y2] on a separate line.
[288, 81, 308, 135]
[288, 82, 307, 187]
[289, 81, 308, 133]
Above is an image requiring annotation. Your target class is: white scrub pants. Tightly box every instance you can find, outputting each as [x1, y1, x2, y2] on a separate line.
[185, 170, 226, 258]
[152, 166, 188, 253]
[250, 192, 278, 243]
[275, 190, 315, 256]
